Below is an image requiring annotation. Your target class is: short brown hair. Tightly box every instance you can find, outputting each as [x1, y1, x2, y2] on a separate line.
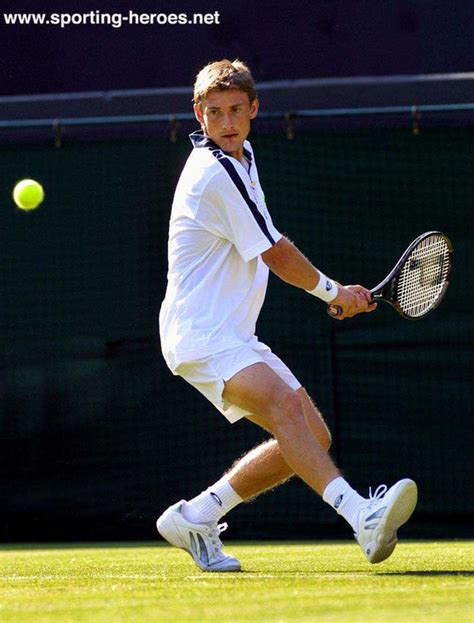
[193, 59, 257, 106]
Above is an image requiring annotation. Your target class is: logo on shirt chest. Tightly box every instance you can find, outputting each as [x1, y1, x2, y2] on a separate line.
[249, 183, 266, 209]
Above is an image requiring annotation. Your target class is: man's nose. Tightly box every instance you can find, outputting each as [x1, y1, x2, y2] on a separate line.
[222, 113, 233, 128]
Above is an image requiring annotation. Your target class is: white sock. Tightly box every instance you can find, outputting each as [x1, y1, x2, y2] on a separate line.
[183, 476, 243, 524]
[323, 476, 365, 532]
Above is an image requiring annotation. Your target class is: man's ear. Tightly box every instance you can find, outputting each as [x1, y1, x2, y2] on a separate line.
[249, 98, 259, 120]
[193, 103, 204, 124]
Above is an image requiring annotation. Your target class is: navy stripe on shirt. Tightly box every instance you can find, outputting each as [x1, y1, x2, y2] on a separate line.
[189, 130, 275, 245]
[210, 147, 276, 246]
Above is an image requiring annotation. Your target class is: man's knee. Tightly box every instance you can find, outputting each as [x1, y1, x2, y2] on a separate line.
[268, 389, 305, 430]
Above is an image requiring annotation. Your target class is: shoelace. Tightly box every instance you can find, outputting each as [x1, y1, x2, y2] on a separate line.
[354, 484, 389, 539]
[366, 484, 388, 510]
[207, 522, 228, 558]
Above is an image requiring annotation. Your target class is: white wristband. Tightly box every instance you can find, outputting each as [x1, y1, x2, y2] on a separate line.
[306, 272, 338, 303]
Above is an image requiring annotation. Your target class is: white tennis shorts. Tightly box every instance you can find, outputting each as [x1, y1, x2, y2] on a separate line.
[175, 340, 302, 424]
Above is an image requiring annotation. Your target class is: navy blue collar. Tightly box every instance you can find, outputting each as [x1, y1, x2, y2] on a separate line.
[189, 130, 253, 162]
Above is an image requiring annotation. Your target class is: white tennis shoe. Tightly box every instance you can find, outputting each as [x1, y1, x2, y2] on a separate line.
[355, 478, 418, 564]
[156, 500, 241, 572]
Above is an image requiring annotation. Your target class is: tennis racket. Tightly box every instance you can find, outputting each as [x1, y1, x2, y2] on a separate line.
[328, 231, 453, 319]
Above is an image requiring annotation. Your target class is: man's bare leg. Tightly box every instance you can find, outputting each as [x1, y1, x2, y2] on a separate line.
[226, 387, 332, 500]
[225, 438, 293, 500]
[181, 362, 364, 530]
[180, 380, 334, 524]
[223, 363, 340, 495]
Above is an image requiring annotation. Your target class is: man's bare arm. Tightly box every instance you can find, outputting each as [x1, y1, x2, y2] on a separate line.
[261, 236, 319, 290]
[261, 236, 376, 319]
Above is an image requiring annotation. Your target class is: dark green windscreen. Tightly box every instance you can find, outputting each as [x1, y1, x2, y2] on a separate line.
[1, 126, 472, 540]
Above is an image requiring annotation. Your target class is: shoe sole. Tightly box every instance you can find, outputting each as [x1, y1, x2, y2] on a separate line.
[368, 479, 418, 564]
[156, 511, 241, 573]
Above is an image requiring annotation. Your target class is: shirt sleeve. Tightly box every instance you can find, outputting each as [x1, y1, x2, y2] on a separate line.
[196, 169, 282, 262]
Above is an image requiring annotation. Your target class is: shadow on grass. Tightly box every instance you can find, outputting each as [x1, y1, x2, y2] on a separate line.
[238, 570, 474, 577]
[377, 570, 474, 577]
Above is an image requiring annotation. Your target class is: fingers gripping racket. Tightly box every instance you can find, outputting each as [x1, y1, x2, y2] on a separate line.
[328, 231, 453, 319]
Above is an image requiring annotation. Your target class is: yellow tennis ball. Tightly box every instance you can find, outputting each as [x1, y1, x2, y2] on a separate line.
[13, 179, 45, 211]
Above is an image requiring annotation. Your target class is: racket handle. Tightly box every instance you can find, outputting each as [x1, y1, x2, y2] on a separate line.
[327, 296, 377, 318]
[327, 304, 342, 317]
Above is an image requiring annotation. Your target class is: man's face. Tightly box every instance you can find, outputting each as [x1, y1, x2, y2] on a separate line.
[194, 88, 259, 160]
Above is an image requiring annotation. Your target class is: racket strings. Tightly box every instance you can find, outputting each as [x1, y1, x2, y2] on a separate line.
[397, 235, 451, 317]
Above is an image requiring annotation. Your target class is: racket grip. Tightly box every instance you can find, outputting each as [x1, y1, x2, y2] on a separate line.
[327, 304, 343, 318]
[328, 297, 377, 317]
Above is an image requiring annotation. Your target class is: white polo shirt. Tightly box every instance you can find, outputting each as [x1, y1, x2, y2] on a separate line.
[159, 130, 282, 371]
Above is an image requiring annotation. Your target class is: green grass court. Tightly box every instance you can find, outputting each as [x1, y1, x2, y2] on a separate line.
[1, 540, 472, 622]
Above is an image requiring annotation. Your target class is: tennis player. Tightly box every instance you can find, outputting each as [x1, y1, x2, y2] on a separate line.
[157, 59, 417, 571]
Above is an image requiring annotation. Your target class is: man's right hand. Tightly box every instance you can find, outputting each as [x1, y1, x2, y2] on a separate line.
[329, 284, 377, 319]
